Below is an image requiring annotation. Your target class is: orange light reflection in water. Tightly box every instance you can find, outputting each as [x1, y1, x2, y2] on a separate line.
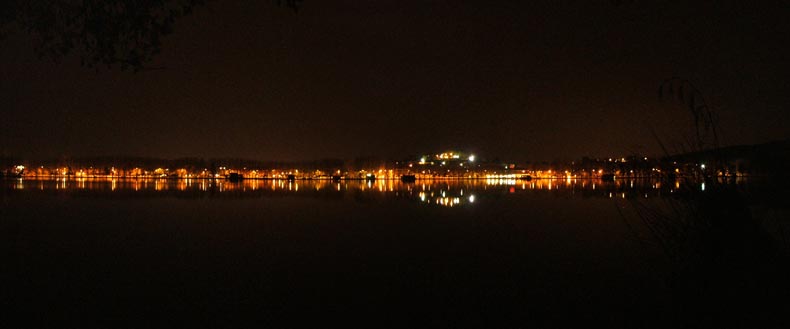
[4, 177, 727, 208]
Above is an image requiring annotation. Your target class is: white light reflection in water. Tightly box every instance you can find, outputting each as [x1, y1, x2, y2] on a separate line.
[4, 176, 711, 207]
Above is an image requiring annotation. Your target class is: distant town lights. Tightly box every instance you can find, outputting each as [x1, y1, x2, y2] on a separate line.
[468, 155, 475, 162]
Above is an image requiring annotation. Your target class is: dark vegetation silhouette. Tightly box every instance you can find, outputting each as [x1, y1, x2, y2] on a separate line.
[657, 77, 720, 158]
[0, 0, 301, 71]
[618, 78, 790, 328]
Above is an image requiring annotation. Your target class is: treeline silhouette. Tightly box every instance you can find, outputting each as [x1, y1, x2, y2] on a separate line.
[665, 139, 790, 177]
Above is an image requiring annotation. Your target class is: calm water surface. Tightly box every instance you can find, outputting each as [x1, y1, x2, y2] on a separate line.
[1, 178, 787, 327]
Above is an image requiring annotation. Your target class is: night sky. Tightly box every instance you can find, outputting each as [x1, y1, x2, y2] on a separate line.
[2, 1, 789, 162]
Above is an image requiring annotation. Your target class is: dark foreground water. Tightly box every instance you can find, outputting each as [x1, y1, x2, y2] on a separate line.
[2, 178, 788, 328]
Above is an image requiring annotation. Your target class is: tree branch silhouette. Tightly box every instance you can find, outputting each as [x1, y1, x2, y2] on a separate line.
[0, 0, 302, 71]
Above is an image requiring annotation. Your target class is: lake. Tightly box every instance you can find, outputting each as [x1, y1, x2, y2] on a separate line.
[2, 178, 788, 328]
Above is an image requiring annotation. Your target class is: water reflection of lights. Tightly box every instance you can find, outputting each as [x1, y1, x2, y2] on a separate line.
[417, 190, 473, 207]
[5, 177, 729, 203]
[486, 178, 517, 185]
[435, 197, 461, 207]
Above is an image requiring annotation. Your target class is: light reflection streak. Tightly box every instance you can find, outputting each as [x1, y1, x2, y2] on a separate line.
[3, 177, 728, 207]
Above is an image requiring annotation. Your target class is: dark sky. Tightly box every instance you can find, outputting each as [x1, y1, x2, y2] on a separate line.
[2, 1, 789, 162]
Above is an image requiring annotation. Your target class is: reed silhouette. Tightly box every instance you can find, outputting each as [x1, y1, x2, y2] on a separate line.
[620, 78, 790, 328]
